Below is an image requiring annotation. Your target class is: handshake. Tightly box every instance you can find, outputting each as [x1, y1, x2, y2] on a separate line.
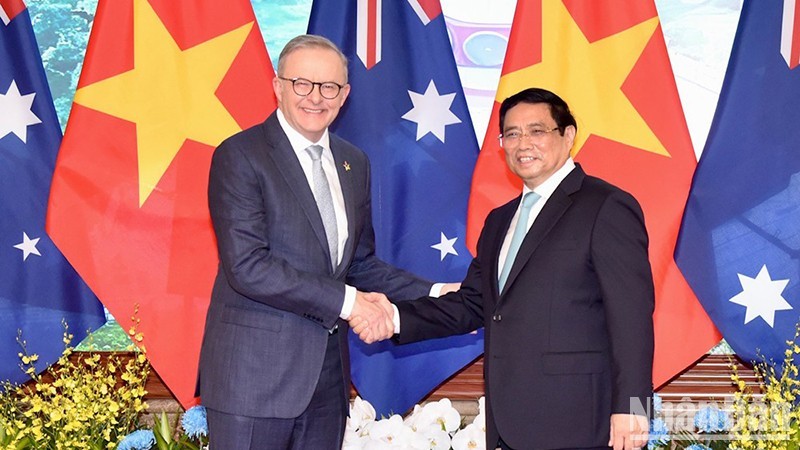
[347, 291, 396, 344]
[348, 283, 460, 344]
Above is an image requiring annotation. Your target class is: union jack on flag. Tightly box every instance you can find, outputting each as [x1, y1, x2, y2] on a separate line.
[356, 0, 441, 69]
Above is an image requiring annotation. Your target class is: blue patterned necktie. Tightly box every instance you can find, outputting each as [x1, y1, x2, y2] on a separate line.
[306, 144, 338, 269]
[498, 192, 541, 292]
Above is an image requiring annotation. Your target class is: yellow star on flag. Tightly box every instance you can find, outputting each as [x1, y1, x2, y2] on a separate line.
[74, 0, 252, 206]
[497, 1, 668, 158]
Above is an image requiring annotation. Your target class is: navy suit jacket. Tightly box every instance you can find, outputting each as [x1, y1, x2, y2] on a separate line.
[396, 165, 654, 449]
[198, 112, 432, 418]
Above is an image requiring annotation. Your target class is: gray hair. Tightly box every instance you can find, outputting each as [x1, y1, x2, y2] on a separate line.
[277, 34, 349, 82]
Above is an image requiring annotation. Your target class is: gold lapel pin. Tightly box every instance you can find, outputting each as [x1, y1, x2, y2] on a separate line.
[343, 161, 351, 172]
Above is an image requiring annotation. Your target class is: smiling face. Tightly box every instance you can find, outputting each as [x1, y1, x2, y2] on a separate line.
[501, 102, 576, 190]
[273, 46, 350, 142]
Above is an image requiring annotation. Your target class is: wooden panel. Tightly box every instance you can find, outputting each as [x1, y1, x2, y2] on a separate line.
[31, 352, 763, 409]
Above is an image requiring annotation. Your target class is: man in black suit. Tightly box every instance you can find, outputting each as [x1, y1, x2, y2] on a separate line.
[198, 34, 453, 449]
[354, 88, 654, 450]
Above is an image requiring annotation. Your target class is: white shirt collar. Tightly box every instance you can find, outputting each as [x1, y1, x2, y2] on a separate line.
[276, 109, 331, 153]
[523, 158, 576, 200]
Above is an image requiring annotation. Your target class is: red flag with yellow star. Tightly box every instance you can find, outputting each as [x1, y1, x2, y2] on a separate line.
[46, 0, 275, 406]
[466, 0, 720, 387]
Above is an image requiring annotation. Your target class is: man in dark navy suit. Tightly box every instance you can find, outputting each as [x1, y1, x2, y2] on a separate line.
[198, 34, 453, 449]
[355, 88, 654, 450]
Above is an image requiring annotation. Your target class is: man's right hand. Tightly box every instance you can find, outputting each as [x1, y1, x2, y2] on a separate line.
[349, 291, 394, 344]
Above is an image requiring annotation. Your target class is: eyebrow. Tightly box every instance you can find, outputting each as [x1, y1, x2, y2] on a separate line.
[504, 122, 551, 132]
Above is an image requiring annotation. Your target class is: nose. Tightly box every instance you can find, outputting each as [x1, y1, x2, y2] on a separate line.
[518, 135, 536, 149]
[305, 84, 324, 102]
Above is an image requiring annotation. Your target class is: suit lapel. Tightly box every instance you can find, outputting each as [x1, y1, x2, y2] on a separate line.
[330, 140, 355, 279]
[500, 165, 585, 297]
[262, 116, 331, 271]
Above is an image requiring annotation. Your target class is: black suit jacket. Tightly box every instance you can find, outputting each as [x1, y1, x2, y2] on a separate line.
[396, 164, 654, 449]
[198, 112, 432, 418]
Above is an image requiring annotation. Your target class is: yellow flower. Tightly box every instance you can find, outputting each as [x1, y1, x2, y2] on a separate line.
[1, 313, 151, 448]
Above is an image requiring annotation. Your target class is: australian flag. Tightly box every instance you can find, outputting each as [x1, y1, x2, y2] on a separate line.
[309, 0, 483, 415]
[676, 0, 800, 365]
[0, 0, 105, 386]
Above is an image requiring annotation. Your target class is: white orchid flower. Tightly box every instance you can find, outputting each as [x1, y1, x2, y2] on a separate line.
[365, 414, 413, 448]
[343, 421, 370, 449]
[414, 398, 462, 433]
[451, 423, 486, 450]
[420, 428, 452, 450]
[349, 396, 377, 432]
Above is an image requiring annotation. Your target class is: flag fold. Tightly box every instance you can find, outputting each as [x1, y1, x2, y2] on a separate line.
[309, 0, 484, 416]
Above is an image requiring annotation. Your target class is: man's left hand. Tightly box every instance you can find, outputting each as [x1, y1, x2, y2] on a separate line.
[609, 413, 648, 450]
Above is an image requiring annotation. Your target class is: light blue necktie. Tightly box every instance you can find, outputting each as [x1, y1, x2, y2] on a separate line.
[498, 192, 541, 292]
[306, 144, 338, 269]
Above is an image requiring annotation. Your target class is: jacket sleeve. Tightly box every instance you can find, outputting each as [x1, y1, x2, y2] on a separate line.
[591, 190, 655, 414]
[394, 223, 489, 343]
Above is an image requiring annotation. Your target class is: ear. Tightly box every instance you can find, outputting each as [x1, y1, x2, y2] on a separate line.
[564, 125, 577, 149]
[338, 83, 351, 106]
[272, 77, 284, 104]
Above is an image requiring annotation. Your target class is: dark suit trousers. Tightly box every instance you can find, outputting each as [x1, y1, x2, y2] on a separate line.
[207, 331, 347, 449]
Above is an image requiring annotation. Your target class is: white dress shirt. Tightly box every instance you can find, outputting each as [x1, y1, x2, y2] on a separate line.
[276, 110, 355, 319]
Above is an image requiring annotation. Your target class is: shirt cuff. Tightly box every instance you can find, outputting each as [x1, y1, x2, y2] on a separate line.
[430, 283, 445, 298]
[340, 285, 356, 320]
[392, 304, 400, 334]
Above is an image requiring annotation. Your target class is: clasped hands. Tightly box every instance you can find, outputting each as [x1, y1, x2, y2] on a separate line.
[348, 291, 395, 344]
[349, 283, 460, 344]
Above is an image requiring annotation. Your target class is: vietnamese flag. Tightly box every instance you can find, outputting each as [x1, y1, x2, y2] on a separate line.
[46, 0, 276, 406]
[466, 0, 720, 387]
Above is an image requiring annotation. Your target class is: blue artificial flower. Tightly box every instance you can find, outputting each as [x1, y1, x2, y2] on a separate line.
[686, 445, 711, 450]
[694, 406, 731, 433]
[647, 418, 670, 449]
[118, 429, 155, 450]
[652, 393, 662, 415]
[181, 405, 208, 439]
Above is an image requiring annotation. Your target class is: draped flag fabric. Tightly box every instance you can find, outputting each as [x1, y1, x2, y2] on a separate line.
[309, 0, 483, 415]
[0, 0, 105, 386]
[466, 0, 720, 387]
[46, 0, 276, 406]
[676, 0, 800, 365]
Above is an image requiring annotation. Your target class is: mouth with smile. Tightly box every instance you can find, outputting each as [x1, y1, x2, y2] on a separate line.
[516, 153, 541, 165]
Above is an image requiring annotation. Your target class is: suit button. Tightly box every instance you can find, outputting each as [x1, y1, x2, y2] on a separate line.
[492, 314, 501, 321]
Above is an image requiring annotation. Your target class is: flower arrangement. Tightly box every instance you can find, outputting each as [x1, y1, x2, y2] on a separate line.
[727, 328, 800, 449]
[647, 327, 800, 450]
[0, 317, 149, 449]
[343, 396, 485, 450]
[0, 309, 208, 450]
[116, 406, 208, 450]
[647, 394, 733, 450]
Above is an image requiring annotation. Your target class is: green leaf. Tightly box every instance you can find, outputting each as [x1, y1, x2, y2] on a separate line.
[153, 426, 170, 450]
[172, 435, 201, 450]
[154, 411, 175, 450]
[157, 411, 174, 443]
[14, 436, 32, 450]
